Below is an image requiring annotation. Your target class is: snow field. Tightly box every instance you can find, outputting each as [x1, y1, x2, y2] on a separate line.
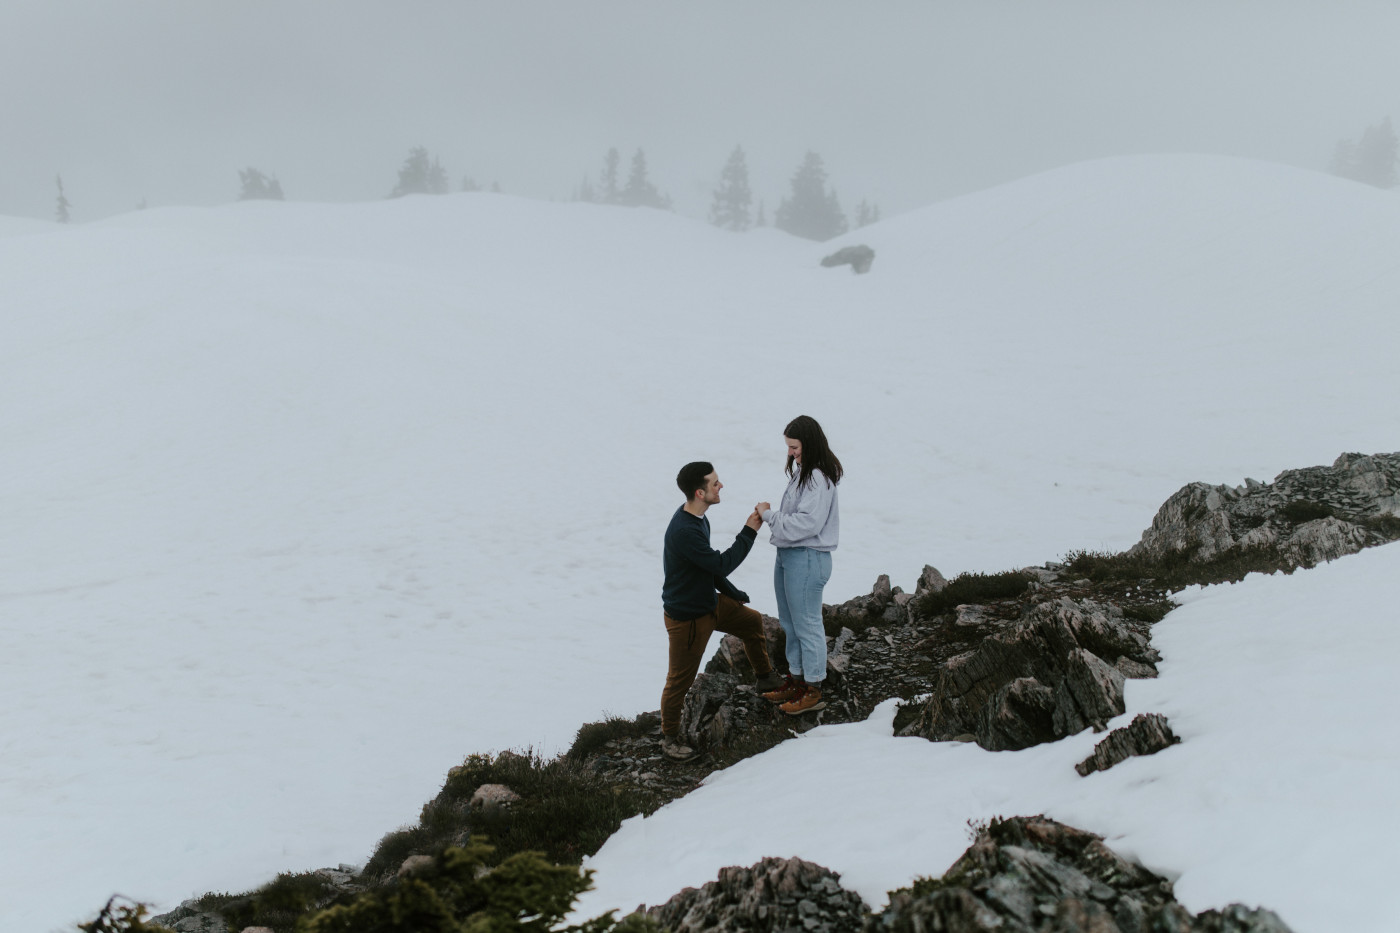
[2, 154, 1398, 931]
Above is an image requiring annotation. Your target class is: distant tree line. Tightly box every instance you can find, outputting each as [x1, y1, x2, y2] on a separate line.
[575, 144, 879, 241]
[45, 145, 879, 239]
[1329, 117, 1398, 189]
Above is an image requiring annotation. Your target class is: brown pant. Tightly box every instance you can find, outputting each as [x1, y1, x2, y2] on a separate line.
[661, 593, 774, 737]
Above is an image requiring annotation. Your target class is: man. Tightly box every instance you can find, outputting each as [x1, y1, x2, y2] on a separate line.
[660, 461, 784, 761]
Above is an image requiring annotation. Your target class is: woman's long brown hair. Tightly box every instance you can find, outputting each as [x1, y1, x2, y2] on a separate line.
[784, 415, 843, 489]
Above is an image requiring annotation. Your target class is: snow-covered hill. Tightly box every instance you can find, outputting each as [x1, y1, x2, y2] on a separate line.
[2, 155, 1397, 932]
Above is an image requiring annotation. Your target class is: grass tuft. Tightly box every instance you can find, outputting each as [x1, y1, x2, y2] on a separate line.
[566, 712, 659, 761]
[1063, 543, 1303, 591]
[913, 570, 1032, 617]
[1281, 499, 1334, 524]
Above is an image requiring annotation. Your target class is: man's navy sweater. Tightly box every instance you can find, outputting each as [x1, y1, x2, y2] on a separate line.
[662, 506, 756, 621]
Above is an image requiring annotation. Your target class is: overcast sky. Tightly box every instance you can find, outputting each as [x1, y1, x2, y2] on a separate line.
[3, 1, 1399, 223]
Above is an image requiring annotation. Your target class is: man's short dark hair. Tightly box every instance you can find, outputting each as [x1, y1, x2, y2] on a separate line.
[676, 461, 714, 501]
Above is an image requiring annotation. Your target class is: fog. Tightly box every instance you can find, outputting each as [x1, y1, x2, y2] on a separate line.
[3, 1, 1399, 222]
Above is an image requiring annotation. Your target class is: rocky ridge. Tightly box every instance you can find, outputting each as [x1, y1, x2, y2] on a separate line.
[152, 452, 1400, 933]
[1133, 452, 1400, 566]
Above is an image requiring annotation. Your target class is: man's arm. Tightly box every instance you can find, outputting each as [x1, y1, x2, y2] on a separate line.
[672, 516, 758, 580]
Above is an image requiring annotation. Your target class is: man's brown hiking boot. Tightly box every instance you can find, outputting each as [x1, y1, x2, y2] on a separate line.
[762, 674, 803, 704]
[780, 682, 826, 715]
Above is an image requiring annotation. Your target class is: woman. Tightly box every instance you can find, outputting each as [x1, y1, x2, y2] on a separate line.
[755, 415, 842, 715]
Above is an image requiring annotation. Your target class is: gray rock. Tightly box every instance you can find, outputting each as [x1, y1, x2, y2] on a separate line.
[820, 244, 876, 274]
[468, 783, 520, 817]
[912, 598, 1155, 750]
[149, 900, 229, 933]
[867, 816, 1295, 933]
[1076, 713, 1182, 776]
[916, 564, 949, 597]
[1131, 452, 1400, 567]
[650, 856, 867, 932]
[709, 613, 787, 680]
[397, 854, 435, 878]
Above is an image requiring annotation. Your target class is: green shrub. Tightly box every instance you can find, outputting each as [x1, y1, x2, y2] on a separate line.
[210, 871, 347, 933]
[1063, 543, 1301, 591]
[913, 570, 1032, 617]
[304, 838, 658, 933]
[1363, 513, 1400, 539]
[1281, 499, 1333, 524]
[566, 712, 659, 761]
[77, 898, 173, 933]
[1121, 600, 1175, 624]
[363, 751, 657, 880]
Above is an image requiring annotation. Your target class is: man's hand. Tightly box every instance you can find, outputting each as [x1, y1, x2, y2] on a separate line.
[745, 509, 762, 531]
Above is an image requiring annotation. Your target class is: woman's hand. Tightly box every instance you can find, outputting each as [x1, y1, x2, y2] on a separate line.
[755, 501, 771, 517]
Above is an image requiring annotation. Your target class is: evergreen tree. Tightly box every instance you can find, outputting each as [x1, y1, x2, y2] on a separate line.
[775, 152, 847, 241]
[1329, 117, 1399, 188]
[462, 175, 481, 192]
[55, 175, 71, 224]
[756, 200, 767, 227]
[1328, 138, 1358, 180]
[708, 145, 753, 231]
[576, 175, 596, 203]
[600, 147, 621, 203]
[238, 167, 285, 200]
[855, 199, 881, 227]
[390, 146, 450, 197]
[618, 148, 671, 208]
[1355, 117, 1399, 188]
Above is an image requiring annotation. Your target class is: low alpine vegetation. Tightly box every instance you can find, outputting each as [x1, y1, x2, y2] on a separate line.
[363, 750, 659, 882]
[913, 569, 1032, 617]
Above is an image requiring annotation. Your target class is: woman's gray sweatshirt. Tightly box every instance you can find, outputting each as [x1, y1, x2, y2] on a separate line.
[761, 468, 839, 550]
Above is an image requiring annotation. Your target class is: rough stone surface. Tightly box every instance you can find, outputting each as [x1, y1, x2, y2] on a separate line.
[1077, 713, 1183, 776]
[1132, 451, 1400, 566]
[908, 597, 1158, 750]
[150, 900, 229, 933]
[397, 854, 435, 878]
[826, 574, 916, 628]
[820, 244, 876, 274]
[649, 856, 868, 933]
[678, 671, 786, 751]
[468, 783, 520, 817]
[712, 612, 788, 680]
[916, 564, 950, 597]
[867, 816, 1294, 933]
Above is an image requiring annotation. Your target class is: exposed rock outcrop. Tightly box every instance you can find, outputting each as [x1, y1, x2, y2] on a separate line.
[905, 598, 1160, 750]
[649, 856, 868, 933]
[677, 672, 785, 751]
[869, 816, 1293, 933]
[1132, 452, 1400, 566]
[1076, 713, 1182, 777]
[820, 244, 876, 273]
[709, 612, 788, 680]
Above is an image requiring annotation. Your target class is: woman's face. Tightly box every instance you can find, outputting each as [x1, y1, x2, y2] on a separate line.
[785, 436, 802, 464]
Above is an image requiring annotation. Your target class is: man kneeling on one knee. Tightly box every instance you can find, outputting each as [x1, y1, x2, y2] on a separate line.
[660, 461, 784, 761]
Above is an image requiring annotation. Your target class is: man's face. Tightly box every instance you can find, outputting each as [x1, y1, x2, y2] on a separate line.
[699, 472, 722, 505]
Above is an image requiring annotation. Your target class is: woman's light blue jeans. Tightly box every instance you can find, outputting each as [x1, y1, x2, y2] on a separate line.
[773, 546, 832, 683]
